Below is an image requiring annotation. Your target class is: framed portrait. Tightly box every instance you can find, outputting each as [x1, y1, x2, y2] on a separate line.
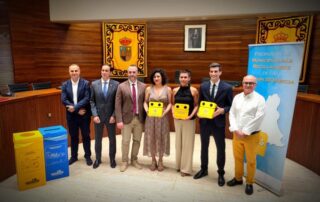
[256, 16, 313, 83]
[184, 24, 206, 51]
[102, 22, 147, 78]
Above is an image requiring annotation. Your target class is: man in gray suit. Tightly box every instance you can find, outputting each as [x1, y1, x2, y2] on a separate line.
[115, 65, 146, 172]
[90, 65, 119, 169]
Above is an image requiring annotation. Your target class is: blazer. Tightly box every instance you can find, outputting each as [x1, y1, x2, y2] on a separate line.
[199, 80, 233, 128]
[115, 80, 146, 124]
[90, 79, 119, 122]
[61, 78, 91, 121]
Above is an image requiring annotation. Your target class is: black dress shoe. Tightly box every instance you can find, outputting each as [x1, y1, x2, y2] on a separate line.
[193, 169, 208, 179]
[93, 160, 101, 169]
[227, 178, 243, 186]
[110, 159, 116, 168]
[218, 175, 225, 186]
[69, 158, 78, 165]
[86, 157, 93, 166]
[245, 184, 253, 195]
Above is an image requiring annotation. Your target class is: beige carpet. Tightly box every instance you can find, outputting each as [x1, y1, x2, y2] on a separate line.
[0, 133, 319, 202]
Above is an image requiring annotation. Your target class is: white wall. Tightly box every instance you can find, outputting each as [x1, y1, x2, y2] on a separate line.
[49, 0, 320, 22]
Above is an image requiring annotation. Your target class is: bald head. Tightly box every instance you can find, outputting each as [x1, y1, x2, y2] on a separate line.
[127, 65, 138, 82]
[69, 64, 80, 82]
[242, 75, 257, 95]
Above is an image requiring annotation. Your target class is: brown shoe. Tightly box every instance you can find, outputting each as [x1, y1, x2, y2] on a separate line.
[181, 172, 191, 177]
[150, 160, 157, 171]
[131, 160, 142, 169]
[120, 162, 128, 172]
[158, 161, 164, 172]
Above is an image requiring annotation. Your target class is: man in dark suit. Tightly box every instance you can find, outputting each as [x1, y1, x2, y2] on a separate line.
[61, 64, 93, 166]
[115, 65, 146, 172]
[194, 62, 233, 186]
[90, 65, 119, 169]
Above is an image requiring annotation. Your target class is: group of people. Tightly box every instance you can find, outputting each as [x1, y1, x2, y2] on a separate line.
[61, 63, 265, 195]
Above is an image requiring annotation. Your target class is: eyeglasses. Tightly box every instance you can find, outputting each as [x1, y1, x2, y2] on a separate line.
[242, 82, 256, 86]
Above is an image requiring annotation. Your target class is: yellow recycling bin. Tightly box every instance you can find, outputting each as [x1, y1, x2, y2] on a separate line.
[173, 103, 189, 119]
[197, 101, 217, 119]
[257, 131, 268, 157]
[13, 130, 46, 191]
[148, 101, 163, 117]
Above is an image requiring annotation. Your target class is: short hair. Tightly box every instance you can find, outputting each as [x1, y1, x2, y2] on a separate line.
[149, 68, 168, 85]
[69, 64, 80, 69]
[128, 64, 138, 70]
[179, 69, 191, 77]
[209, 62, 222, 71]
[101, 64, 111, 70]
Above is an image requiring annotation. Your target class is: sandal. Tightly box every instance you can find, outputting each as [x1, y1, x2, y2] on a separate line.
[150, 160, 157, 171]
[158, 161, 164, 172]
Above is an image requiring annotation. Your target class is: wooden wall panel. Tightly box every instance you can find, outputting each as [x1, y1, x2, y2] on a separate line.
[7, 0, 320, 93]
[307, 15, 320, 94]
[8, 0, 103, 87]
[0, 0, 14, 89]
[146, 18, 256, 84]
[287, 99, 320, 174]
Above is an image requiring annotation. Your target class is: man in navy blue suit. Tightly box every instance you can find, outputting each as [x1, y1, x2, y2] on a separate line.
[61, 64, 92, 166]
[193, 62, 233, 186]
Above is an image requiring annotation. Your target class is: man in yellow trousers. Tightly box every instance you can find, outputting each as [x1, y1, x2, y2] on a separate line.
[227, 75, 265, 195]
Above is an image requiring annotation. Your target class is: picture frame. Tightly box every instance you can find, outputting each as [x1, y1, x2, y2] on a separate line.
[184, 24, 206, 51]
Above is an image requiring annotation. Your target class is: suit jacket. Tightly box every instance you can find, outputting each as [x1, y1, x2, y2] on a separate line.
[90, 79, 119, 123]
[115, 80, 146, 124]
[199, 80, 233, 128]
[61, 78, 91, 121]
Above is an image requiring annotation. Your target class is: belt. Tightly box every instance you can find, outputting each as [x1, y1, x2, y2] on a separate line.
[251, 131, 260, 135]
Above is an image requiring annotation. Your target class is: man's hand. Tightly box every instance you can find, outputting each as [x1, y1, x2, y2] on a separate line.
[78, 108, 86, 116]
[235, 130, 245, 138]
[67, 105, 75, 113]
[93, 116, 100, 124]
[109, 116, 115, 124]
[117, 122, 124, 129]
[213, 107, 224, 118]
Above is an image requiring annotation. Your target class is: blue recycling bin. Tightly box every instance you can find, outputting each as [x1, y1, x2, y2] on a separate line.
[38, 125, 69, 181]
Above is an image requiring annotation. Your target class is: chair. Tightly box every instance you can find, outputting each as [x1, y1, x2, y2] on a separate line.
[201, 77, 210, 82]
[174, 70, 180, 84]
[225, 80, 241, 87]
[298, 84, 308, 93]
[32, 81, 52, 90]
[8, 83, 29, 92]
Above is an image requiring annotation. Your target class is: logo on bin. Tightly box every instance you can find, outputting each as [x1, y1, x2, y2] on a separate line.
[25, 178, 40, 185]
[51, 169, 64, 177]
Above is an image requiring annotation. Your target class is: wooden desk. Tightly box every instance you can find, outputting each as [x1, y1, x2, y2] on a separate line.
[1, 88, 319, 181]
[0, 89, 66, 181]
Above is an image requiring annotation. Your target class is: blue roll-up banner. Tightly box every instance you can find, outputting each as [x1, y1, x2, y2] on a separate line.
[247, 42, 304, 195]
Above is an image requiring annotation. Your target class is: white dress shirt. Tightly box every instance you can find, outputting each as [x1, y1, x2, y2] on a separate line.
[129, 80, 139, 114]
[71, 79, 79, 105]
[229, 91, 265, 135]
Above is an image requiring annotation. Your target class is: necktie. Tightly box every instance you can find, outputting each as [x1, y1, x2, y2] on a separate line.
[211, 84, 216, 99]
[103, 81, 108, 97]
[132, 83, 137, 114]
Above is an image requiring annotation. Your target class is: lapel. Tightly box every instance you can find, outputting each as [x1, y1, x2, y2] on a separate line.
[206, 81, 211, 97]
[68, 80, 74, 102]
[214, 81, 223, 101]
[126, 80, 133, 101]
[97, 80, 104, 100]
[77, 79, 82, 101]
[105, 80, 113, 101]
